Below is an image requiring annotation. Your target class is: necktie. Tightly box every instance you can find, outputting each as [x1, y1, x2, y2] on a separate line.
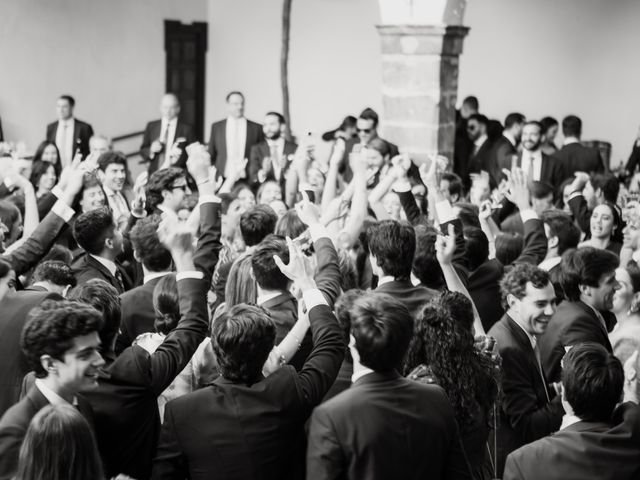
[60, 122, 69, 167]
[527, 156, 535, 182]
[114, 268, 125, 293]
[533, 342, 550, 402]
[270, 144, 280, 180]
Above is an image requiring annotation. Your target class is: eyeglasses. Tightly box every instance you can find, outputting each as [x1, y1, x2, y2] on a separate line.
[357, 128, 372, 134]
[171, 184, 188, 192]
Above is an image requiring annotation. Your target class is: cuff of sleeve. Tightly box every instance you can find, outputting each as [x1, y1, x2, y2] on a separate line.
[52, 186, 64, 199]
[51, 200, 75, 223]
[520, 209, 538, 222]
[309, 223, 329, 242]
[198, 194, 221, 205]
[303, 288, 328, 310]
[392, 179, 412, 193]
[568, 191, 583, 201]
[435, 200, 456, 225]
[176, 271, 204, 281]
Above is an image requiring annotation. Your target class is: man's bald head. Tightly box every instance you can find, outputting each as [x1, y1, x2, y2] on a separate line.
[160, 93, 180, 120]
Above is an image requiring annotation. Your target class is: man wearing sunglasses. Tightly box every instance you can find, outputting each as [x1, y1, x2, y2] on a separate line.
[339, 107, 399, 183]
[145, 167, 192, 215]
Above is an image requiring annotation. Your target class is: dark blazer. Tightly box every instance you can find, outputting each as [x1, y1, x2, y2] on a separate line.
[490, 135, 518, 186]
[247, 140, 298, 187]
[488, 315, 564, 477]
[454, 116, 474, 189]
[114, 275, 169, 354]
[0, 290, 62, 417]
[82, 201, 221, 479]
[71, 253, 134, 294]
[46, 118, 94, 158]
[152, 302, 345, 480]
[624, 141, 640, 174]
[0, 387, 94, 480]
[140, 119, 197, 173]
[469, 216, 548, 332]
[207, 118, 264, 176]
[504, 403, 640, 480]
[307, 371, 471, 480]
[339, 136, 400, 183]
[468, 138, 496, 187]
[500, 152, 565, 189]
[375, 279, 438, 318]
[553, 142, 606, 178]
[538, 300, 614, 383]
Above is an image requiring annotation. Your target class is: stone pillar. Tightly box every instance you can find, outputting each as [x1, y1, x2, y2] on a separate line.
[376, 25, 469, 165]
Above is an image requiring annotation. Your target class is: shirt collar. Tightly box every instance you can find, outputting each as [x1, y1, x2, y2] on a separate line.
[539, 256, 561, 272]
[509, 314, 537, 349]
[564, 137, 580, 146]
[352, 365, 375, 383]
[35, 379, 78, 406]
[60, 118, 75, 127]
[524, 148, 542, 159]
[475, 134, 488, 147]
[377, 275, 395, 287]
[144, 271, 171, 284]
[267, 137, 284, 147]
[89, 254, 118, 277]
[560, 413, 582, 430]
[102, 185, 121, 197]
[257, 291, 282, 305]
[227, 116, 246, 124]
[504, 131, 517, 147]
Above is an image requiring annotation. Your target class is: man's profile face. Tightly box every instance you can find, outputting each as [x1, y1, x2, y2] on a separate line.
[467, 119, 482, 141]
[102, 163, 126, 192]
[161, 95, 180, 120]
[587, 270, 620, 312]
[522, 124, 542, 152]
[263, 114, 282, 140]
[357, 118, 376, 144]
[56, 98, 73, 120]
[52, 332, 104, 392]
[165, 176, 191, 212]
[227, 94, 245, 118]
[511, 282, 556, 336]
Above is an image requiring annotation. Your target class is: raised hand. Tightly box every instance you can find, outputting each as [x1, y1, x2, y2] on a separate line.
[157, 213, 193, 254]
[273, 237, 316, 289]
[295, 191, 321, 226]
[186, 145, 211, 185]
[505, 167, 531, 211]
[570, 171, 590, 192]
[435, 223, 456, 266]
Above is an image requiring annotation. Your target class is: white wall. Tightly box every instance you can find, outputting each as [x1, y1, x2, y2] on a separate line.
[0, 0, 207, 151]
[459, 0, 640, 166]
[206, 0, 382, 140]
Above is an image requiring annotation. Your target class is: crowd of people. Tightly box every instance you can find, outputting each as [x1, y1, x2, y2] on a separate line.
[0, 91, 639, 480]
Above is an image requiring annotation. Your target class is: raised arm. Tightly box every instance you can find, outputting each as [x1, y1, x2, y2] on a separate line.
[566, 172, 591, 236]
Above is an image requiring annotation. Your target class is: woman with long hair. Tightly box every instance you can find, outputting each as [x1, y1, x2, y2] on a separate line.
[29, 161, 58, 199]
[15, 404, 104, 480]
[579, 201, 622, 255]
[610, 261, 640, 365]
[32, 140, 62, 177]
[405, 291, 500, 480]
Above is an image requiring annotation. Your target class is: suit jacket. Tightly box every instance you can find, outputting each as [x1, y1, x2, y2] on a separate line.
[71, 253, 134, 294]
[140, 119, 197, 173]
[624, 141, 640, 174]
[82, 201, 221, 479]
[46, 118, 94, 158]
[207, 118, 264, 176]
[375, 279, 438, 318]
[0, 290, 63, 416]
[553, 142, 606, 178]
[0, 387, 94, 480]
[307, 371, 471, 480]
[468, 138, 497, 188]
[488, 315, 564, 477]
[454, 116, 474, 189]
[504, 403, 640, 480]
[152, 302, 345, 480]
[247, 139, 298, 188]
[491, 135, 518, 186]
[339, 136, 400, 183]
[114, 275, 169, 354]
[538, 300, 614, 383]
[501, 152, 565, 189]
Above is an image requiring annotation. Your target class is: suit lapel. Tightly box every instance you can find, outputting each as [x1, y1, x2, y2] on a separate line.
[261, 291, 296, 310]
[86, 255, 118, 289]
[27, 386, 51, 412]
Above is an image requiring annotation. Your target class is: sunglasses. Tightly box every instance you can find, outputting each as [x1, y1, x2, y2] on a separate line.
[171, 184, 188, 192]
[357, 128, 372, 134]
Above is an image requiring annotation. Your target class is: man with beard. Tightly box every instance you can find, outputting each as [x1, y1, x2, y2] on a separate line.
[539, 247, 620, 382]
[499, 121, 565, 188]
[248, 112, 297, 193]
[144, 167, 192, 215]
[488, 264, 564, 477]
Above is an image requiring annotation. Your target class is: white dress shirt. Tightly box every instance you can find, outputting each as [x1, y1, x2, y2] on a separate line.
[160, 118, 178, 150]
[103, 185, 130, 225]
[225, 116, 247, 177]
[521, 150, 543, 181]
[35, 378, 77, 406]
[55, 117, 75, 168]
[90, 254, 118, 277]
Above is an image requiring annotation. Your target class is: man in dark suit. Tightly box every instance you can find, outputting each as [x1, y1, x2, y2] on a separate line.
[491, 112, 524, 186]
[500, 181, 555, 236]
[152, 236, 345, 480]
[71, 207, 132, 293]
[251, 202, 341, 369]
[539, 247, 619, 383]
[114, 214, 173, 353]
[307, 292, 470, 480]
[453, 96, 479, 186]
[0, 300, 103, 479]
[488, 264, 565, 477]
[504, 343, 640, 480]
[467, 114, 496, 187]
[97, 151, 131, 230]
[208, 91, 263, 178]
[553, 115, 606, 177]
[140, 93, 197, 174]
[28, 260, 76, 296]
[84, 155, 222, 479]
[248, 112, 298, 191]
[144, 167, 192, 215]
[46, 95, 94, 166]
[339, 107, 400, 183]
[624, 126, 640, 175]
[368, 220, 438, 317]
[499, 121, 565, 189]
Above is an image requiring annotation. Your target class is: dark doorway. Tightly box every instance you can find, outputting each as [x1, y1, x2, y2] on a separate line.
[164, 20, 208, 141]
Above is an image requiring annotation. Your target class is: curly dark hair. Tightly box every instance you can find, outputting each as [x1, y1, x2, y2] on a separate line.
[500, 263, 550, 307]
[404, 291, 499, 428]
[145, 167, 185, 212]
[129, 214, 172, 272]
